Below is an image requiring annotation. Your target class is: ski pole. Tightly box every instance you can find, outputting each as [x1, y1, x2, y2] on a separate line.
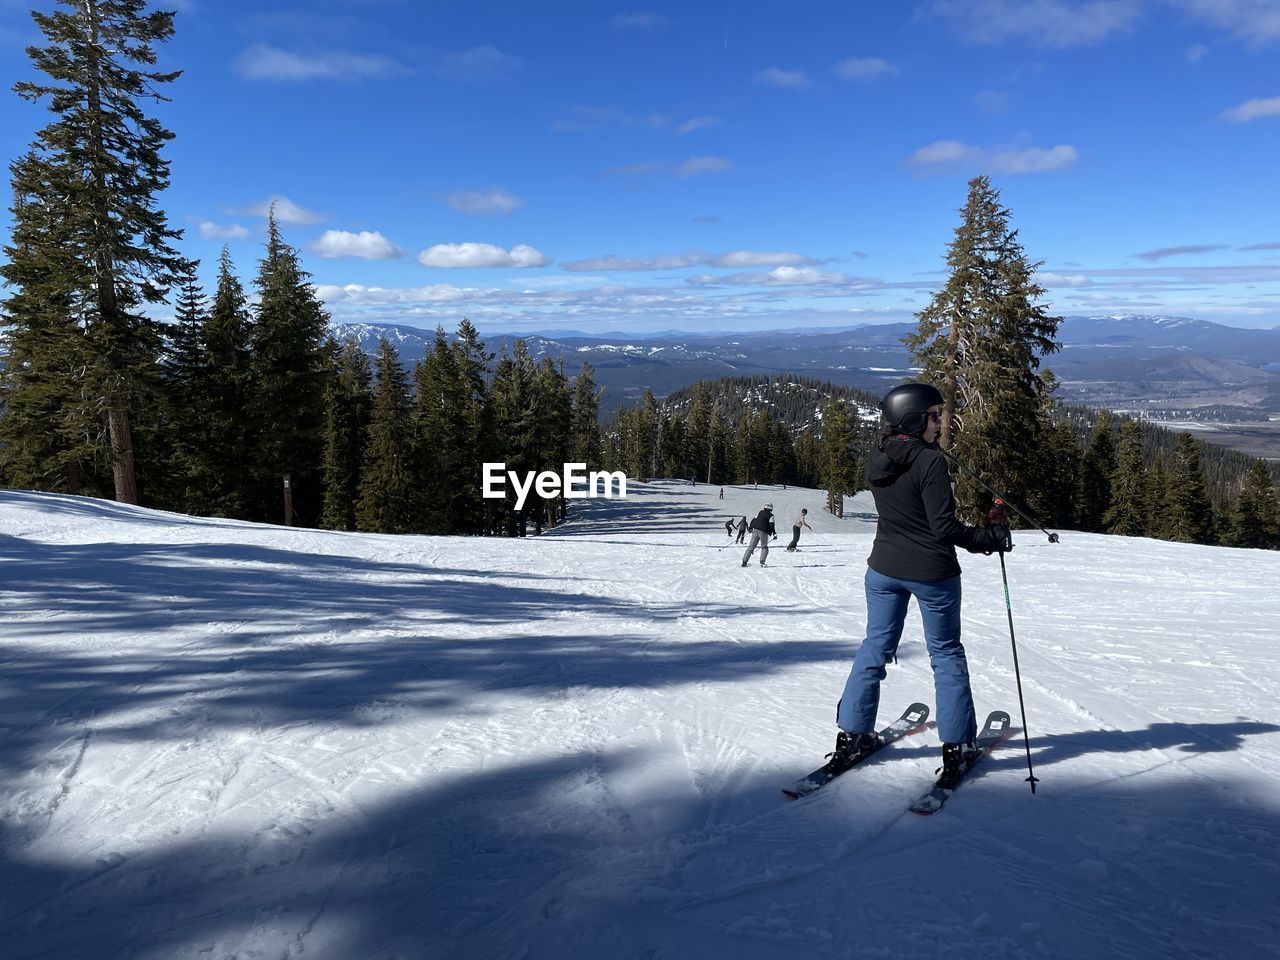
[997, 544, 1039, 794]
[939, 448, 1061, 544]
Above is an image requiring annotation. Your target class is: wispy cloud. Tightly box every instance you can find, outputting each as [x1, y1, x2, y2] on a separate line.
[308, 230, 403, 260]
[197, 220, 251, 241]
[1239, 241, 1280, 251]
[1219, 96, 1280, 122]
[417, 242, 550, 268]
[833, 57, 898, 80]
[973, 89, 1011, 113]
[235, 43, 409, 81]
[434, 46, 521, 82]
[1038, 271, 1091, 287]
[445, 188, 525, 216]
[1133, 244, 1230, 261]
[552, 106, 721, 135]
[1187, 43, 1209, 62]
[611, 11, 668, 32]
[676, 156, 734, 177]
[235, 195, 325, 224]
[924, 0, 1143, 48]
[906, 140, 1079, 175]
[755, 67, 813, 89]
[1170, 0, 1280, 45]
[561, 250, 817, 272]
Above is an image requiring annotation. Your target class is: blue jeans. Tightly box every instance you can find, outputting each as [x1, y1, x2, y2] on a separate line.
[837, 567, 977, 744]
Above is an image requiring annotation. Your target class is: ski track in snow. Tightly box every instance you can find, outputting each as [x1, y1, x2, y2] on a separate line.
[2, 484, 1280, 960]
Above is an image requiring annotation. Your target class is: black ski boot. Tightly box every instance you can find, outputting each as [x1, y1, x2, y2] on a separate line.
[937, 741, 973, 789]
[827, 731, 881, 773]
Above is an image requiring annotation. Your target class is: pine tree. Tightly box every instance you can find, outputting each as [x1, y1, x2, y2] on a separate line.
[249, 211, 330, 524]
[904, 175, 1062, 519]
[412, 328, 454, 531]
[683, 382, 711, 482]
[1226, 462, 1280, 549]
[201, 247, 256, 518]
[820, 400, 858, 517]
[11, 0, 186, 503]
[489, 341, 537, 535]
[1077, 412, 1116, 532]
[0, 156, 100, 493]
[1145, 455, 1170, 539]
[320, 338, 372, 531]
[1164, 433, 1215, 544]
[1041, 415, 1081, 529]
[570, 362, 603, 472]
[450, 319, 493, 534]
[157, 259, 207, 511]
[1103, 419, 1147, 536]
[356, 339, 416, 534]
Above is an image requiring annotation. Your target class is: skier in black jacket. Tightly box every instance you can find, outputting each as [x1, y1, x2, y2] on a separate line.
[830, 383, 1012, 787]
[741, 504, 776, 567]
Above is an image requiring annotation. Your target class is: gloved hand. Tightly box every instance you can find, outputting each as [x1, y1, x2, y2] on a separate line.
[987, 503, 1012, 553]
[966, 520, 1013, 555]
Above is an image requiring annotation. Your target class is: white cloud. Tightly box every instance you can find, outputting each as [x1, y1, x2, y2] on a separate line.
[316, 283, 474, 304]
[676, 156, 734, 177]
[973, 89, 1011, 113]
[833, 57, 898, 80]
[561, 249, 814, 272]
[711, 250, 814, 268]
[308, 230, 403, 260]
[755, 67, 812, 89]
[417, 242, 550, 268]
[197, 220, 251, 241]
[435, 46, 521, 82]
[906, 140, 1078, 175]
[925, 0, 1143, 48]
[1039, 272, 1091, 286]
[611, 12, 668, 32]
[445, 188, 526, 216]
[677, 116, 722, 134]
[1219, 96, 1280, 122]
[235, 44, 408, 81]
[1170, 0, 1280, 44]
[1187, 43, 1209, 62]
[236, 195, 325, 224]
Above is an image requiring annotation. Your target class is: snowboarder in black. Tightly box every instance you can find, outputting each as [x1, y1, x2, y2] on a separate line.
[734, 516, 748, 544]
[724, 517, 735, 537]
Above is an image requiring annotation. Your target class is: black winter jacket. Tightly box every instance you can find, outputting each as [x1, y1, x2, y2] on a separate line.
[866, 436, 985, 581]
[749, 509, 776, 537]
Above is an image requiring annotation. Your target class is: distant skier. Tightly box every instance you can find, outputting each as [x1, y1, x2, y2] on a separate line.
[741, 503, 776, 567]
[786, 509, 813, 552]
[828, 383, 1012, 787]
[734, 516, 749, 544]
[719, 488, 724, 500]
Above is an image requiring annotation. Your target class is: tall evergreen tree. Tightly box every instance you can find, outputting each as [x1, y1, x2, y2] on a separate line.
[450, 319, 493, 534]
[570, 362, 603, 471]
[157, 259, 207, 511]
[904, 175, 1062, 519]
[489, 341, 537, 535]
[0, 158, 99, 493]
[356, 339, 416, 533]
[249, 211, 330, 524]
[11, 0, 186, 503]
[819, 400, 858, 517]
[1164, 433, 1215, 544]
[1077, 411, 1116, 532]
[1226, 461, 1280, 549]
[320, 338, 372, 531]
[1103, 419, 1147, 536]
[201, 247, 256, 518]
[412, 327, 454, 531]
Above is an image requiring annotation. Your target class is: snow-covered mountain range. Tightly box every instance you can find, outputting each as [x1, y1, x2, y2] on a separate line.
[328, 315, 1280, 417]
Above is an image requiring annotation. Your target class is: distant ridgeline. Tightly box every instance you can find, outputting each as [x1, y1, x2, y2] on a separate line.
[603, 375, 1279, 550]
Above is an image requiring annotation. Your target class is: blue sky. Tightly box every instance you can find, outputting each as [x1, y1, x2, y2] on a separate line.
[3, 0, 1280, 334]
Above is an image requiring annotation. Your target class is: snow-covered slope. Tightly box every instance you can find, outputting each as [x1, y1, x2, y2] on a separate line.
[1, 485, 1278, 960]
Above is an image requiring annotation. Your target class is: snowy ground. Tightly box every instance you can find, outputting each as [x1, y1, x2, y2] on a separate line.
[1, 481, 1279, 960]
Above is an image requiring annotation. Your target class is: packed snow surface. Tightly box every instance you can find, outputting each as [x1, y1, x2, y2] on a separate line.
[2, 483, 1278, 960]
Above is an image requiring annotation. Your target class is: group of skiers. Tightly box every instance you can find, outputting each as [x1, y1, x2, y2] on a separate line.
[723, 505, 814, 566]
[719, 383, 1016, 793]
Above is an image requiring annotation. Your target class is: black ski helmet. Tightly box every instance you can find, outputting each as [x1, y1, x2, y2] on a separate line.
[880, 382, 944, 436]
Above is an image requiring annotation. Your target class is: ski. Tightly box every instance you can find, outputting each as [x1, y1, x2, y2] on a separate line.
[782, 702, 930, 800]
[908, 710, 1013, 815]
